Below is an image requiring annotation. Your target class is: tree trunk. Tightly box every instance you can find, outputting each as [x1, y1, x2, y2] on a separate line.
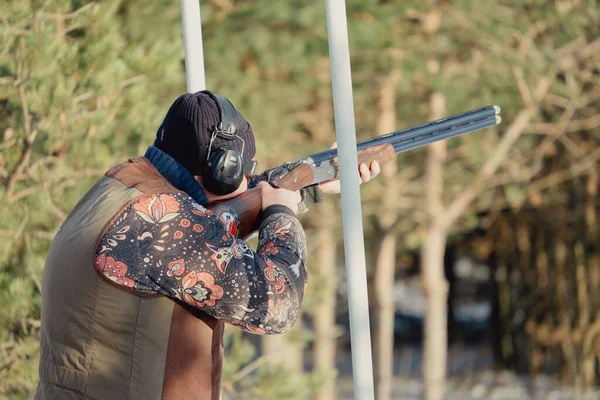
[421, 226, 449, 400]
[372, 70, 400, 400]
[374, 232, 397, 400]
[421, 93, 448, 400]
[313, 213, 338, 400]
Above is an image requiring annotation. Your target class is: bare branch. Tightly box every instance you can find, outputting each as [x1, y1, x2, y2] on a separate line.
[5, 82, 38, 202]
[442, 107, 538, 229]
[513, 66, 534, 108]
[535, 104, 576, 155]
[527, 114, 600, 135]
[13, 211, 29, 242]
[516, 22, 548, 59]
[563, 114, 600, 132]
[38, 2, 97, 21]
[120, 75, 146, 90]
[554, 35, 586, 59]
[555, 37, 600, 71]
[578, 86, 600, 108]
[544, 92, 572, 109]
[0, 230, 55, 240]
[527, 146, 600, 197]
[484, 159, 544, 189]
[8, 168, 104, 204]
[43, 188, 68, 221]
[0, 138, 17, 151]
[558, 135, 585, 158]
[206, 0, 235, 20]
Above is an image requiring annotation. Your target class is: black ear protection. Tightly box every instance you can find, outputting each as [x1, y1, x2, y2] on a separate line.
[202, 91, 257, 196]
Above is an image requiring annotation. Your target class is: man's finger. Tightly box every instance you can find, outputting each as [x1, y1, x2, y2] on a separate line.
[370, 161, 381, 178]
[359, 163, 371, 183]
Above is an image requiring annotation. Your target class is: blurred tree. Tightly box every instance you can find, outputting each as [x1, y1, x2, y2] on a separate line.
[309, 206, 340, 400]
[481, 26, 600, 387]
[421, 91, 449, 400]
[346, 0, 598, 398]
[411, 0, 599, 397]
[371, 68, 401, 400]
[0, 1, 185, 397]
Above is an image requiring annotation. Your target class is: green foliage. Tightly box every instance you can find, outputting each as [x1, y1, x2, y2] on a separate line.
[250, 363, 332, 400]
[222, 329, 259, 387]
[221, 328, 331, 400]
[0, 0, 186, 396]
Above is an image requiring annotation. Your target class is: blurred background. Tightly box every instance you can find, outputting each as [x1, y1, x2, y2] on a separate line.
[1, 1, 599, 399]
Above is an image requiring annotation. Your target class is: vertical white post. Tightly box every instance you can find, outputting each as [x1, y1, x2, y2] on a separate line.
[179, 7, 221, 400]
[325, 1, 375, 399]
[180, 0, 206, 92]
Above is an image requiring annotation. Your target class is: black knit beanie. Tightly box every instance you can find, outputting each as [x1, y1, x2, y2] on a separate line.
[154, 91, 256, 176]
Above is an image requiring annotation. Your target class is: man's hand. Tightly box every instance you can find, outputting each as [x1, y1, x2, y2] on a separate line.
[258, 181, 301, 214]
[318, 142, 382, 195]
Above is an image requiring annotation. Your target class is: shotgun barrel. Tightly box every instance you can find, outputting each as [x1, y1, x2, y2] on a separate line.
[393, 115, 500, 154]
[304, 105, 501, 165]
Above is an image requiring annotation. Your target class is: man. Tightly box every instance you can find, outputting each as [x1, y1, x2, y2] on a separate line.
[35, 91, 379, 400]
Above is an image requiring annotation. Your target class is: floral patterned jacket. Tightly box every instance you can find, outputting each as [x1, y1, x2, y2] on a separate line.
[94, 166, 312, 335]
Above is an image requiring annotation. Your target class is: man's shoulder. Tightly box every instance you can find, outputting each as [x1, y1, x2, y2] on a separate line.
[105, 157, 181, 195]
[106, 156, 161, 181]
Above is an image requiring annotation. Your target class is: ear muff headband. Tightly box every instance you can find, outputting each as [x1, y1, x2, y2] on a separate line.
[201, 91, 246, 195]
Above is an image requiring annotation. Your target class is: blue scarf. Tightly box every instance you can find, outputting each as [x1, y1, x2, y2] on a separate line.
[144, 146, 208, 205]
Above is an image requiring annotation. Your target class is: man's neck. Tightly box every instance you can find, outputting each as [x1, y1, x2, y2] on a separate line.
[144, 146, 208, 205]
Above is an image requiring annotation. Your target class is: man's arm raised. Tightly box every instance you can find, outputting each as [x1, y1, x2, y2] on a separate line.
[93, 189, 307, 335]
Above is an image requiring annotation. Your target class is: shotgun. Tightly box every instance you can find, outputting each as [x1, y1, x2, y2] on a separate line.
[208, 105, 501, 239]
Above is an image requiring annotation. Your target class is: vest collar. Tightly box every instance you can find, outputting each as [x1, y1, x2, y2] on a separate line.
[144, 146, 208, 205]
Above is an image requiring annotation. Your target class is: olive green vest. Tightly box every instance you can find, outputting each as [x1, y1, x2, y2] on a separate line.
[35, 158, 224, 400]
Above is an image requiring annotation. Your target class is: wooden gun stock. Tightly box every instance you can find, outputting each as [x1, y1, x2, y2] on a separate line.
[207, 187, 263, 240]
[330, 143, 395, 180]
[206, 163, 316, 240]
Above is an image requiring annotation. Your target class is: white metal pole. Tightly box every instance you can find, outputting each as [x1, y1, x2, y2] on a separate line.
[180, 0, 206, 92]
[325, 1, 375, 399]
[179, 0, 218, 397]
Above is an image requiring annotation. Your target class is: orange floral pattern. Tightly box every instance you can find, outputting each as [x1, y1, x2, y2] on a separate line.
[94, 253, 135, 288]
[263, 258, 287, 295]
[134, 194, 181, 223]
[167, 259, 186, 277]
[180, 271, 224, 308]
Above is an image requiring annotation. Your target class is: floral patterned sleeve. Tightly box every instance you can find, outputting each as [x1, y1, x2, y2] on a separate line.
[94, 192, 307, 335]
